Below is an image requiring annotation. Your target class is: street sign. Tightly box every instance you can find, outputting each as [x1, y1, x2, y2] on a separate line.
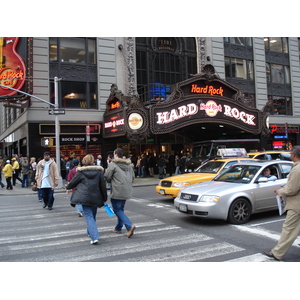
[48, 108, 65, 115]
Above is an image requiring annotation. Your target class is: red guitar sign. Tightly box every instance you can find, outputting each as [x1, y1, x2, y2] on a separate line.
[0, 37, 26, 97]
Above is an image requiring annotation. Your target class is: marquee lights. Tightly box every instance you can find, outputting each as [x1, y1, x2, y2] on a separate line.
[156, 100, 256, 126]
[191, 84, 224, 97]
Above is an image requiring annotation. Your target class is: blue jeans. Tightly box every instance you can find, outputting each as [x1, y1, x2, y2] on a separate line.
[110, 198, 132, 231]
[76, 204, 83, 213]
[40, 188, 55, 208]
[22, 174, 29, 187]
[82, 205, 99, 241]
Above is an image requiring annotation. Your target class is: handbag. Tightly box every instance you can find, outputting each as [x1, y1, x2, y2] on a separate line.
[32, 184, 38, 191]
[104, 203, 115, 217]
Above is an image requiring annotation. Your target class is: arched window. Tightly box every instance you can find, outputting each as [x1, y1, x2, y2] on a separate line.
[136, 37, 197, 103]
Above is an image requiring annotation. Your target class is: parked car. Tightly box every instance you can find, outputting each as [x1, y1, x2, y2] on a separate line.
[174, 160, 293, 224]
[156, 149, 255, 198]
[248, 150, 291, 161]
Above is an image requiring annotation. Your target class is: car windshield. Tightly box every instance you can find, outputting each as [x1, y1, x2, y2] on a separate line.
[214, 165, 261, 183]
[195, 161, 225, 174]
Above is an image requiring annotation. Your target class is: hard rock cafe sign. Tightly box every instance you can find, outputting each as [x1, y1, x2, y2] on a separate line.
[0, 37, 26, 97]
[150, 64, 267, 136]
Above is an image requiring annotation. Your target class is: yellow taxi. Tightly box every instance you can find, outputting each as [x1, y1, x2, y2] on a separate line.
[248, 150, 291, 161]
[156, 148, 255, 198]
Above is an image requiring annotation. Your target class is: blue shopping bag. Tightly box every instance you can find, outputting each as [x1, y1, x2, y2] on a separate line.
[104, 203, 115, 217]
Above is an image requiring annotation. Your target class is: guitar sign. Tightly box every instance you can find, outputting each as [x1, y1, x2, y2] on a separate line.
[0, 37, 26, 97]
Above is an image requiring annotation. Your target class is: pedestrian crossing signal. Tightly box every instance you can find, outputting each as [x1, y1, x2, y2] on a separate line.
[41, 138, 53, 147]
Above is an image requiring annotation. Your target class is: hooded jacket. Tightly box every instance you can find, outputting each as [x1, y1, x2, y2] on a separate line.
[66, 165, 107, 207]
[104, 158, 134, 200]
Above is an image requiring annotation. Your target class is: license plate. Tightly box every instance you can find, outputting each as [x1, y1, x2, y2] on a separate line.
[179, 204, 187, 212]
[160, 189, 165, 195]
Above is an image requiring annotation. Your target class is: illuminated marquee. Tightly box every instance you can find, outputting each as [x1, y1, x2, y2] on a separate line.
[103, 111, 126, 138]
[151, 98, 259, 134]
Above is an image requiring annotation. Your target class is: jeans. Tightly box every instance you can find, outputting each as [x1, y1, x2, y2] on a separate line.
[82, 205, 99, 241]
[0, 176, 4, 188]
[76, 204, 83, 213]
[175, 166, 181, 175]
[40, 188, 55, 208]
[110, 198, 133, 231]
[22, 174, 29, 187]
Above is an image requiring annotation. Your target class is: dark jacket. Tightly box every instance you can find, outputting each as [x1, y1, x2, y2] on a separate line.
[104, 158, 134, 200]
[66, 165, 107, 207]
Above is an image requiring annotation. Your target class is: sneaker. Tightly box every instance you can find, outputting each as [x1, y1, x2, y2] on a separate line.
[127, 225, 136, 238]
[112, 228, 122, 234]
[48, 207, 53, 210]
[90, 240, 98, 245]
[78, 212, 83, 217]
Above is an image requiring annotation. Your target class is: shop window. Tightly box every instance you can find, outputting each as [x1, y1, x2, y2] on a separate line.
[50, 81, 97, 109]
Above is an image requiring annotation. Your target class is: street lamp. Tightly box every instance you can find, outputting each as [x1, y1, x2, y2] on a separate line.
[0, 77, 64, 188]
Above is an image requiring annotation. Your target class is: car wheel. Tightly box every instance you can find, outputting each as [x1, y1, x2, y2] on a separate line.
[228, 198, 251, 224]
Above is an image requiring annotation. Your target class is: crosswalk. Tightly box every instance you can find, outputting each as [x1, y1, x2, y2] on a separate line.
[0, 194, 284, 262]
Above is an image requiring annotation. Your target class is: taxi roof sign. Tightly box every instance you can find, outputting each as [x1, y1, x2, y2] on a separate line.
[216, 148, 248, 158]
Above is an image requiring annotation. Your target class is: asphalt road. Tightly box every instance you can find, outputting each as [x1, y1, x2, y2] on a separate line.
[1, 184, 299, 300]
[1, 185, 299, 262]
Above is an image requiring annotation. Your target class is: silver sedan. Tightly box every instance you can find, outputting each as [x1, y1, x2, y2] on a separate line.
[174, 160, 293, 224]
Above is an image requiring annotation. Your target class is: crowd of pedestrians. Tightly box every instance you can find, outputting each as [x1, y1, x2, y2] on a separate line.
[0, 154, 38, 190]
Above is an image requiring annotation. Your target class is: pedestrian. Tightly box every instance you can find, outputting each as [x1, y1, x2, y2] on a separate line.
[67, 159, 84, 217]
[35, 152, 59, 210]
[175, 155, 181, 175]
[2, 160, 13, 190]
[29, 157, 37, 186]
[157, 155, 166, 179]
[66, 154, 107, 245]
[104, 148, 136, 238]
[12, 157, 22, 186]
[0, 159, 5, 188]
[105, 153, 113, 190]
[263, 145, 300, 261]
[21, 157, 30, 188]
[95, 154, 102, 166]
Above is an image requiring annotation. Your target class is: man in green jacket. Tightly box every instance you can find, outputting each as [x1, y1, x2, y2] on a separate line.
[263, 145, 300, 260]
[105, 148, 136, 238]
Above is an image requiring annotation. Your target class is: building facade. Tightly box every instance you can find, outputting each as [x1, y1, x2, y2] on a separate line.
[1, 37, 299, 161]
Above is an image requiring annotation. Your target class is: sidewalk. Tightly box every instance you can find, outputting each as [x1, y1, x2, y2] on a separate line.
[0, 176, 160, 196]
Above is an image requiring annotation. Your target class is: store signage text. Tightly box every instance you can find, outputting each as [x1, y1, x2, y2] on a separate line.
[191, 84, 224, 97]
[103, 111, 126, 137]
[61, 137, 85, 142]
[270, 125, 299, 134]
[156, 100, 256, 126]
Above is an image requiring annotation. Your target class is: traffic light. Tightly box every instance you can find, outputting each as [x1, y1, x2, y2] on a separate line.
[41, 137, 54, 147]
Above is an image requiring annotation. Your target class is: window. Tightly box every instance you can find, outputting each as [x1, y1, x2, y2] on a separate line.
[264, 37, 288, 53]
[49, 37, 97, 109]
[266, 63, 290, 84]
[136, 37, 197, 103]
[268, 95, 292, 115]
[224, 37, 252, 46]
[50, 37, 96, 64]
[225, 57, 254, 80]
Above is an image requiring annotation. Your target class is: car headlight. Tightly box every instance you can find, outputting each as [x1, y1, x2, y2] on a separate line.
[199, 195, 220, 202]
[173, 182, 191, 187]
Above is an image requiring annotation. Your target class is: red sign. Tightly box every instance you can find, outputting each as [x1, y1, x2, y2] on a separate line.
[0, 37, 26, 97]
[270, 125, 299, 134]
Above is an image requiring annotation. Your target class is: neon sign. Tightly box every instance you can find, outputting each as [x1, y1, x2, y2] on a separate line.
[191, 84, 224, 97]
[103, 112, 125, 137]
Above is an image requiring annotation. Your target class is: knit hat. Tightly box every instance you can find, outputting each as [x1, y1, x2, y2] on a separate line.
[12, 158, 16, 160]
[72, 159, 80, 166]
